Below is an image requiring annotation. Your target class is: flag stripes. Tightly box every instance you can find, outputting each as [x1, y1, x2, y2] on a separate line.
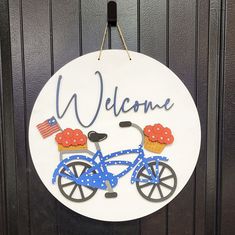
[37, 117, 60, 138]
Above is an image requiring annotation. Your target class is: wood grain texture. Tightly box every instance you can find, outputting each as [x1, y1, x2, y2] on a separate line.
[140, 0, 167, 64]
[206, 0, 222, 234]
[0, 43, 7, 235]
[194, 0, 209, 234]
[81, 0, 108, 55]
[111, 0, 137, 51]
[0, 0, 18, 234]
[168, 0, 197, 234]
[220, 0, 235, 234]
[8, 0, 31, 234]
[22, 0, 58, 234]
[52, 0, 80, 73]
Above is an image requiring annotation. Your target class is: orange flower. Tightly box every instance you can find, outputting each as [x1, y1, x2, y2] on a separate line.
[78, 134, 87, 145]
[153, 123, 163, 134]
[157, 135, 165, 144]
[62, 137, 72, 147]
[162, 127, 171, 136]
[56, 128, 87, 146]
[73, 129, 83, 138]
[55, 132, 64, 144]
[149, 133, 158, 142]
[63, 128, 73, 137]
[164, 135, 174, 144]
[71, 137, 79, 146]
[144, 125, 153, 137]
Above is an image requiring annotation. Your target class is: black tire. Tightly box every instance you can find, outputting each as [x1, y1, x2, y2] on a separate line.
[58, 161, 97, 202]
[136, 161, 177, 202]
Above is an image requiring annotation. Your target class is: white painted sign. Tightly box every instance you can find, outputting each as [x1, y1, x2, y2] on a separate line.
[29, 50, 201, 221]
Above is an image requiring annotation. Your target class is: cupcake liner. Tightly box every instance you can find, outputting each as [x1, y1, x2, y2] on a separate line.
[144, 136, 166, 154]
[58, 143, 87, 152]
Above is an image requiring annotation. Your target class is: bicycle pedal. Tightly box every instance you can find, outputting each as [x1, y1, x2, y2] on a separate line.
[105, 192, 118, 198]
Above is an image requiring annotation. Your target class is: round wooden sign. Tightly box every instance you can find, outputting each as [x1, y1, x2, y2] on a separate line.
[29, 50, 201, 221]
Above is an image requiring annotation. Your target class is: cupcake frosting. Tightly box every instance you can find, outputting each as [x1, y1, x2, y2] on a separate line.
[144, 123, 174, 145]
[55, 128, 87, 147]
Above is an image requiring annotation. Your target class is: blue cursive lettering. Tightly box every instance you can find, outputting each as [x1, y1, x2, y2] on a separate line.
[56, 71, 174, 128]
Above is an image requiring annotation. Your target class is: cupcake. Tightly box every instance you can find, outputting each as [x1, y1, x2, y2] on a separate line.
[143, 123, 174, 153]
[55, 128, 87, 151]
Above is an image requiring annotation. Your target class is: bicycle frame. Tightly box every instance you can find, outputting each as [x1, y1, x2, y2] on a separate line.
[52, 145, 168, 190]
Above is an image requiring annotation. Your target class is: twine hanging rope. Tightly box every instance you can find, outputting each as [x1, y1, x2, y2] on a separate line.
[98, 22, 132, 60]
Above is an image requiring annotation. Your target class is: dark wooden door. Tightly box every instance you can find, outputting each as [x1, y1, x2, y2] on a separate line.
[0, 0, 234, 234]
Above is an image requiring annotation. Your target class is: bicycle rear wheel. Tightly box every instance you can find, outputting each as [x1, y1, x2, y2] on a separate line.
[58, 161, 97, 202]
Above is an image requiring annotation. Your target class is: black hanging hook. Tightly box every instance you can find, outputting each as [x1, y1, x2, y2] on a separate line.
[107, 1, 117, 27]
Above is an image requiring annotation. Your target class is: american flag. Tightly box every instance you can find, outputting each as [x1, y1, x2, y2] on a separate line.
[37, 116, 61, 138]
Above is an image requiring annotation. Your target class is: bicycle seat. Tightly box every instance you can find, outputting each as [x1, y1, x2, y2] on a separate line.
[88, 131, 107, 143]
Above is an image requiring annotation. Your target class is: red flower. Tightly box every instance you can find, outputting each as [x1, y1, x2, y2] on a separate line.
[144, 125, 153, 136]
[71, 137, 79, 146]
[162, 127, 171, 136]
[73, 129, 83, 138]
[55, 128, 88, 147]
[55, 132, 64, 144]
[78, 135, 87, 145]
[62, 137, 72, 147]
[153, 123, 163, 134]
[157, 135, 165, 144]
[164, 135, 174, 144]
[149, 133, 158, 142]
[63, 128, 73, 137]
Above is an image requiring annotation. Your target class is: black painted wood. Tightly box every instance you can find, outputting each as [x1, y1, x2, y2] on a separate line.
[22, 0, 58, 234]
[220, 1, 235, 234]
[194, 0, 210, 234]
[168, 1, 196, 234]
[8, 0, 30, 234]
[206, 0, 222, 234]
[0, 0, 18, 235]
[1, 0, 235, 234]
[0, 43, 7, 235]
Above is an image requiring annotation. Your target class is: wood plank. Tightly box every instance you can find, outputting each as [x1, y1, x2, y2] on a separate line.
[140, 0, 167, 64]
[0, 41, 7, 235]
[81, 0, 107, 55]
[112, 220, 140, 235]
[8, 0, 31, 234]
[111, 0, 137, 52]
[169, 0, 197, 96]
[141, 208, 167, 235]
[168, 0, 197, 234]
[139, 1, 168, 235]
[220, 0, 235, 234]
[22, 0, 58, 234]
[206, 0, 222, 234]
[194, 1, 210, 234]
[0, 0, 18, 234]
[52, 0, 80, 73]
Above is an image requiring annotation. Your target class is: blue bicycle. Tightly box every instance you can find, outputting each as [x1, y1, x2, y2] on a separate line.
[52, 121, 177, 202]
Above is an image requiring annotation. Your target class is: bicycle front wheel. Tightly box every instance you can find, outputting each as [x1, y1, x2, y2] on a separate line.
[136, 161, 177, 202]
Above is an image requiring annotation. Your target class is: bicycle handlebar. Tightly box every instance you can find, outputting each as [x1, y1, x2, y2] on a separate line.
[119, 121, 132, 127]
[119, 121, 144, 146]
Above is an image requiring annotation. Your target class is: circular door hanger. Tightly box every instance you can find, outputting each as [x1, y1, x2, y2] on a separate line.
[29, 50, 201, 221]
